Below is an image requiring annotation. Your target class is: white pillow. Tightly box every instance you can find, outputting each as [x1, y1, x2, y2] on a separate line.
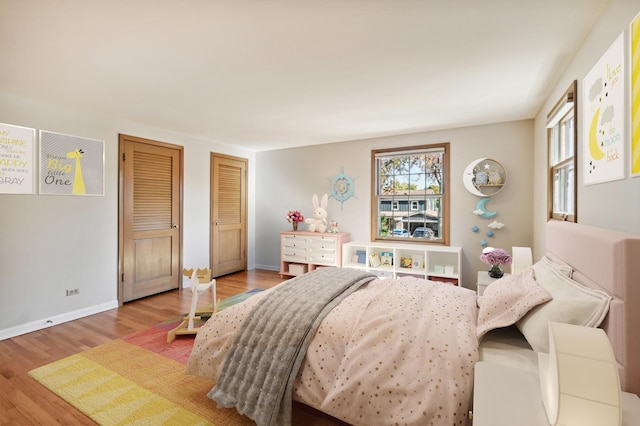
[536, 254, 573, 277]
[477, 268, 552, 341]
[516, 262, 612, 353]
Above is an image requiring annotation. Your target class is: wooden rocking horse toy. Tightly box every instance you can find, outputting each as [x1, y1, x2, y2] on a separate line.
[166, 268, 218, 343]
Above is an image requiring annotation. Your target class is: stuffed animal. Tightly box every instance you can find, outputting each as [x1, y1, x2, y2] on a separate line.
[305, 194, 328, 232]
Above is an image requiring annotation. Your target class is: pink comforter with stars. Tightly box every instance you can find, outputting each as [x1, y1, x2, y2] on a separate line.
[186, 276, 479, 426]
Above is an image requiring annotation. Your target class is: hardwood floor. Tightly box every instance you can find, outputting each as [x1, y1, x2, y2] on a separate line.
[0, 269, 291, 425]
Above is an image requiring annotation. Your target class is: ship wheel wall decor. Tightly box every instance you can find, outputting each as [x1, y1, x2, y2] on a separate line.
[328, 167, 357, 210]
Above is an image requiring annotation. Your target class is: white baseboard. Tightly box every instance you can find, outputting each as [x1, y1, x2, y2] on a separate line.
[253, 264, 279, 271]
[0, 300, 119, 341]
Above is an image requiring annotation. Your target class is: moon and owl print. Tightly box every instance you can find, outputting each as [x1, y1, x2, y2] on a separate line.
[583, 32, 625, 185]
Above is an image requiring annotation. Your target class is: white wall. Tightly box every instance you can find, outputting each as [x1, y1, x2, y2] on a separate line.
[255, 120, 534, 288]
[533, 0, 640, 260]
[0, 93, 255, 339]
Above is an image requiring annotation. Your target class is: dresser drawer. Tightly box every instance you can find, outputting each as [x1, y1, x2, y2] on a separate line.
[282, 246, 307, 261]
[282, 235, 308, 249]
[308, 246, 336, 257]
[307, 237, 337, 266]
[306, 237, 337, 250]
[308, 250, 336, 265]
[282, 253, 307, 263]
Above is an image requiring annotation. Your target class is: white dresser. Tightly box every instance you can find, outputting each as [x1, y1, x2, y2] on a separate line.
[279, 231, 350, 278]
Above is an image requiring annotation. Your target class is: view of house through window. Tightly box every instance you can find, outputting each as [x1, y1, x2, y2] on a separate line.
[372, 143, 449, 244]
[547, 81, 577, 222]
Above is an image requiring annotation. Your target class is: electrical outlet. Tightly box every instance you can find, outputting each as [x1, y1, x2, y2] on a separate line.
[66, 288, 80, 296]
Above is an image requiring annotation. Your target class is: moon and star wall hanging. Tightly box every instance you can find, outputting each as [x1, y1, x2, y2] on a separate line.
[464, 158, 507, 245]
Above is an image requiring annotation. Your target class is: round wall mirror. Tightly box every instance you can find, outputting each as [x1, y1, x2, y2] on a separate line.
[462, 158, 507, 196]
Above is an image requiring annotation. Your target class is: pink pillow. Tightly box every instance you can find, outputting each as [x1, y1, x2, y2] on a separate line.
[477, 268, 552, 340]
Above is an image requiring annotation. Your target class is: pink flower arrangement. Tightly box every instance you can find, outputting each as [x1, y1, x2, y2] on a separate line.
[480, 247, 513, 266]
[286, 210, 304, 223]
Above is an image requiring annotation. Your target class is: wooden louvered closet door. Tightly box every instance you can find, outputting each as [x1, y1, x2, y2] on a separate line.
[210, 153, 247, 277]
[119, 135, 182, 303]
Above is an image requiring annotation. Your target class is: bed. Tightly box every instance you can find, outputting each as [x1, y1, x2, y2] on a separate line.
[186, 221, 640, 425]
[543, 220, 639, 395]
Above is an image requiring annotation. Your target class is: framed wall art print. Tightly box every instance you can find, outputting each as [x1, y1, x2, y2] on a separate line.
[630, 11, 640, 177]
[582, 32, 625, 185]
[39, 130, 104, 196]
[0, 122, 36, 194]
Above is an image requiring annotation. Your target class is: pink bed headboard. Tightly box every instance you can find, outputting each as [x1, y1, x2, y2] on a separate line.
[545, 221, 640, 395]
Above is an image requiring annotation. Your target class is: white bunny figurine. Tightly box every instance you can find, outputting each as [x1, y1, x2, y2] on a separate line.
[305, 194, 328, 232]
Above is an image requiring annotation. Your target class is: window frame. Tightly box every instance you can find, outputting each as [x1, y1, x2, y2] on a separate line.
[547, 81, 578, 222]
[371, 142, 450, 245]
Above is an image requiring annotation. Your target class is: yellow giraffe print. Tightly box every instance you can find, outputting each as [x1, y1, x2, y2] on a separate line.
[66, 149, 86, 195]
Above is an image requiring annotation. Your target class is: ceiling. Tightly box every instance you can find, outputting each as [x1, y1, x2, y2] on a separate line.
[0, 1, 608, 151]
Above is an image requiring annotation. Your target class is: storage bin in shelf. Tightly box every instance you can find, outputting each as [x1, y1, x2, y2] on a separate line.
[288, 264, 308, 276]
[427, 276, 459, 286]
[372, 269, 394, 279]
[368, 265, 394, 275]
[396, 272, 424, 279]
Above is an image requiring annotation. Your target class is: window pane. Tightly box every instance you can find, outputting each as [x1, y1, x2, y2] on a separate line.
[552, 168, 565, 213]
[565, 164, 575, 215]
[552, 163, 574, 215]
[557, 113, 574, 162]
[549, 127, 558, 165]
[562, 114, 574, 159]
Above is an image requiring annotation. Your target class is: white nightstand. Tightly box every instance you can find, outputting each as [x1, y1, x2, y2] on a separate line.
[472, 362, 640, 425]
[476, 271, 509, 296]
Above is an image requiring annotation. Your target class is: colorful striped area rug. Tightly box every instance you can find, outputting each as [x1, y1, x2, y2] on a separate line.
[28, 288, 343, 425]
[28, 289, 268, 425]
[28, 288, 342, 425]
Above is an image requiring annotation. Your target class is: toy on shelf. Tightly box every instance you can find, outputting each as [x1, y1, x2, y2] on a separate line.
[369, 252, 381, 268]
[381, 251, 393, 266]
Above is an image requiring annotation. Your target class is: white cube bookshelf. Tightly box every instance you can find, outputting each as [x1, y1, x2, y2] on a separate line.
[342, 241, 462, 285]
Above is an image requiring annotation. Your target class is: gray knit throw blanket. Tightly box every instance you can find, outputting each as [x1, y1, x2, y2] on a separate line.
[208, 267, 376, 426]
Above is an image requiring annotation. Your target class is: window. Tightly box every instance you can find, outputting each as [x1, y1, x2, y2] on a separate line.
[547, 81, 577, 222]
[371, 143, 449, 244]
